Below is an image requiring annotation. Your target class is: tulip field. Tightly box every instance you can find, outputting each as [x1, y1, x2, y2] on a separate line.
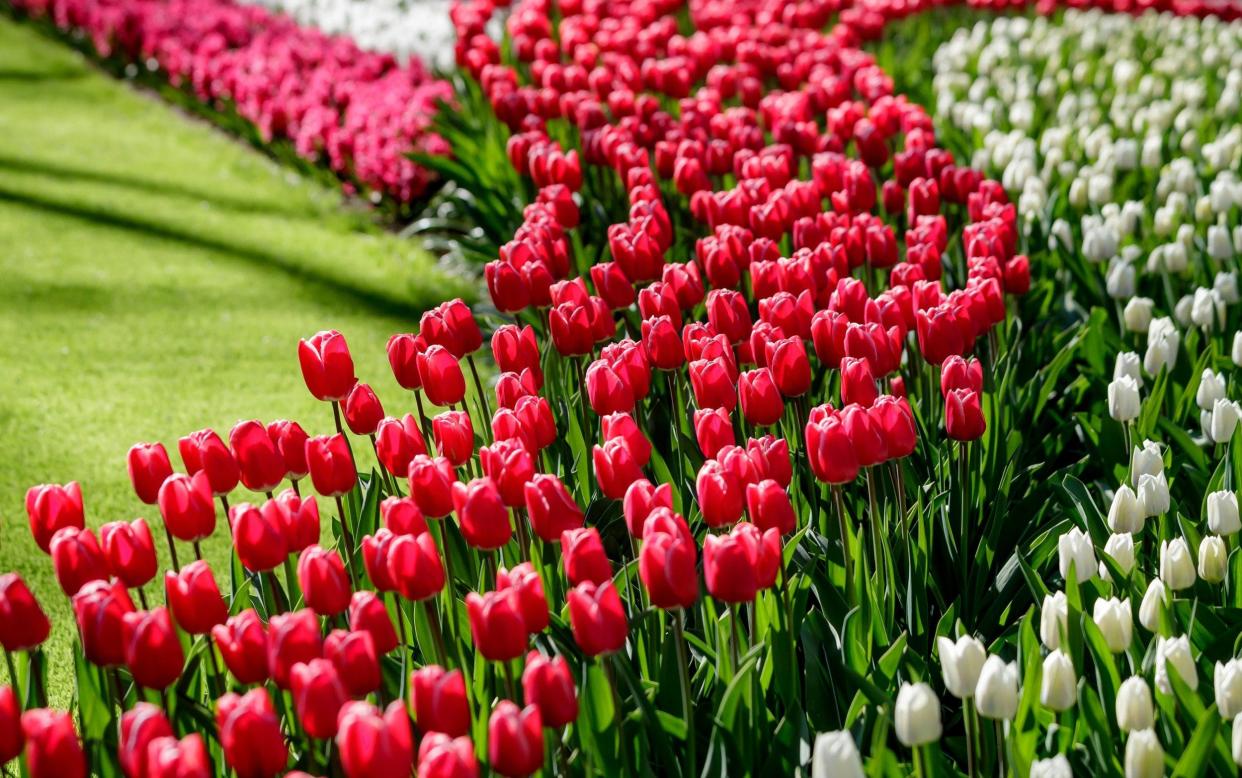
[2, 0, 1242, 775]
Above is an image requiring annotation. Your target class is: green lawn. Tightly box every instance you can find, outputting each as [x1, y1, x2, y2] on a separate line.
[0, 17, 471, 705]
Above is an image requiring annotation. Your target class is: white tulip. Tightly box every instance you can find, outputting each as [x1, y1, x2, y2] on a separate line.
[1093, 597, 1133, 652]
[1233, 331, 1242, 368]
[1101, 533, 1136, 580]
[975, 655, 1019, 720]
[1109, 485, 1146, 533]
[1192, 288, 1226, 331]
[1137, 472, 1169, 517]
[1174, 294, 1195, 327]
[1041, 591, 1069, 650]
[1116, 676, 1154, 732]
[1107, 261, 1136, 299]
[1109, 376, 1142, 422]
[1160, 538, 1197, 590]
[1234, 712, 1242, 767]
[1211, 398, 1242, 443]
[1215, 659, 1242, 718]
[811, 731, 864, 778]
[1209, 225, 1235, 261]
[1041, 649, 1077, 711]
[937, 635, 986, 699]
[1198, 536, 1228, 583]
[1197, 369, 1227, 411]
[1155, 635, 1198, 695]
[1208, 490, 1241, 535]
[1215, 271, 1239, 303]
[1123, 298, 1154, 333]
[1130, 440, 1163, 481]
[1124, 729, 1164, 778]
[894, 682, 942, 747]
[1139, 579, 1168, 632]
[1144, 318, 1179, 375]
[1058, 527, 1097, 583]
[1115, 351, 1144, 387]
[1031, 755, 1073, 778]
[1050, 219, 1074, 252]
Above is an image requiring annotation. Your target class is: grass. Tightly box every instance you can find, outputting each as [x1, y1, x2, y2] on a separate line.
[0, 16, 472, 706]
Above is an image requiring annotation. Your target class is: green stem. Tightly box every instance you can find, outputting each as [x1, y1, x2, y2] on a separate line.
[832, 485, 853, 600]
[333, 495, 358, 587]
[673, 610, 696, 775]
[423, 599, 449, 667]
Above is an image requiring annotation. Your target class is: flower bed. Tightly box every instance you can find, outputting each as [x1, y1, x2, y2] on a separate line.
[6, 0, 452, 205]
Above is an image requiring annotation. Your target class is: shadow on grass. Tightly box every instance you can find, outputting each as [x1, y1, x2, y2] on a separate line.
[0, 66, 85, 82]
[0, 152, 325, 221]
[0, 184, 438, 318]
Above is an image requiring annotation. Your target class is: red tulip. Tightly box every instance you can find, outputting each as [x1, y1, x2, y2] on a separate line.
[298, 545, 351, 616]
[703, 524, 780, 603]
[689, 357, 738, 411]
[600, 412, 651, 466]
[584, 360, 635, 415]
[211, 609, 269, 685]
[523, 474, 584, 543]
[522, 651, 578, 727]
[746, 435, 792, 488]
[386, 333, 424, 391]
[269, 489, 320, 553]
[229, 420, 287, 494]
[292, 658, 348, 738]
[945, 388, 985, 441]
[343, 383, 385, 436]
[433, 411, 474, 468]
[841, 403, 888, 466]
[348, 591, 398, 656]
[496, 562, 549, 634]
[485, 261, 531, 314]
[940, 355, 983, 396]
[872, 396, 917, 459]
[180, 427, 239, 494]
[266, 420, 310, 481]
[706, 289, 752, 344]
[305, 434, 356, 498]
[641, 315, 684, 370]
[157, 472, 216, 542]
[0, 573, 50, 651]
[840, 357, 878, 407]
[336, 701, 414, 778]
[495, 372, 537, 410]
[492, 325, 543, 386]
[622, 480, 673, 538]
[488, 701, 543, 778]
[72, 580, 134, 666]
[127, 443, 174, 505]
[549, 303, 594, 356]
[49, 526, 107, 596]
[514, 396, 557, 451]
[119, 703, 172, 778]
[810, 310, 849, 368]
[639, 529, 698, 609]
[452, 478, 511, 550]
[24, 482, 84, 553]
[805, 409, 860, 484]
[696, 459, 745, 527]
[362, 529, 399, 592]
[298, 330, 356, 402]
[424, 299, 483, 357]
[417, 346, 467, 408]
[745, 479, 796, 534]
[407, 455, 456, 518]
[216, 689, 289, 778]
[417, 734, 479, 778]
[267, 609, 323, 689]
[0, 686, 23, 765]
[465, 590, 527, 661]
[380, 496, 428, 537]
[229, 502, 289, 573]
[145, 734, 210, 778]
[375, 415, 427, 477]
[567, 580, 627, 657]
[590, 262, 635, 309]
[592, 439, 644, 500]
[561, 528, 611, 586]
[738, 368, 784, 426]
[164, 561, 228, 635]
[123, 607, 184, 690]
[99, 518, 157, 588]
[21, 709, 86, 778]
[915, 306, 968, 365]
[765, 336, 812, 397]
[411, 666, 471, 737]
[480, 439, 536, 507]
[386, 532, 445, 602]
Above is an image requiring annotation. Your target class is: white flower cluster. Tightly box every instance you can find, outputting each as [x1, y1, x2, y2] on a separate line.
[247, 0, 458, 68]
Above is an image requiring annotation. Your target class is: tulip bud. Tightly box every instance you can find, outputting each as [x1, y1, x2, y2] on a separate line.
[1136, 472, 1169, 517]
[1108, 485, 1145, 534]
[72, 580, 134, 666]
[1208, 490, 1240, 535]
[229, 502, 289, 573]
[298, 330, 355, 402]
[49, 527, 107, 596]
[324, 629, 380, 697]
[266, 420, 310, 482]
[1108, 376, 1141, 422]
[1115, 352, 1143, 388]
[567, 580, 627, 657]
[1040, 591, 1068, 650]
[1138, 579, 1167, 633]
[343, 383, 385, 436]
[1092, 597, 1132, 653]
[738, 368, 785, 426]
[1114, 675, 1154, 732]
[1199, 535, 1228, 583]
[1100, 533, 1136, 580]
[894, 682, 941, 747]
[975, 655, 1018, 720]
[347, 591, 397, 656]
[127, 443, 174, 506]
[694, 408, 735, 460]
[229, 420, 287, 494]
[212, 609, 269, 685]
[1057, 527, 1096, 584]
[840, 357, 878, 408]
[119, 703, 172, 778]
[216, 689, 289, 778]
[1155, 635, 1198, 695]
[1040, 649, 1077, 711]
[806, 410, 859, 484]
[488, 701, 543, 778]
[99, 518, 157, 589]
[522, 651, 578, 728]
[745, 479, 796, 535]
[496, 563, 549, 634]
[1211, 398, 1242, 443]
[465, 590, 527, 662]
[937, 634, 985, 699]
[599, 412, 651, 466]
[297, 546, 351, 616]
[524, 474, 584, 543]
[1159, 538, 1196, 591]
[21, 709, 86, 778]
[0, 573, 51, 652]
[1030, 755, 1072, 778]
[1123, 297, 1153, 333]
[1215, 659, 1242, 719]
[810, 731, 864, 778]
[267, 609, 323, 689]
[305, 434, 356, 498]
[1124, 729, 1163, 778]
[24, 482, 84, 554]
[561, 528, 612, 586]
[945, 388, 985, 441]
[452, 478, 511, 550]
[164, 560, 228, 635]
[407, 455, 456, 518]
